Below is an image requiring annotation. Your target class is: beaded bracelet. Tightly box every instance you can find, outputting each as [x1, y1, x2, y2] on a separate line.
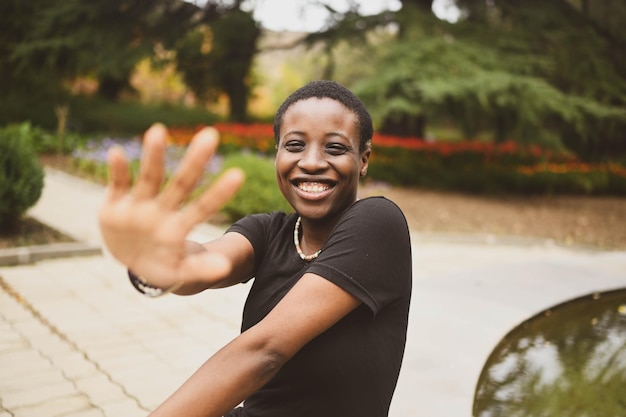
[127, 269, 181, 298]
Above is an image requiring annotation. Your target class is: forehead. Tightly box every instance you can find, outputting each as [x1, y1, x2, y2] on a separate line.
[281, 98, 358, 133]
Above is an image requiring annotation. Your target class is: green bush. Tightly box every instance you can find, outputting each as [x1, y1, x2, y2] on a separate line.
[0, 124, 45, 231]
[219, 153, 292, 221]
[21, 123, 86, 155]
[0, 94, 54, 130]
[367, 144, 626, 196]
[68, 96, 219, 135]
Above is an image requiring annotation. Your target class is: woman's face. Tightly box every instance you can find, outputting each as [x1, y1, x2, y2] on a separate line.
[275, 97, 370, 223]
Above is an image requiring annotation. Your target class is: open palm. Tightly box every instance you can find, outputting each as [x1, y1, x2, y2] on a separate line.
[98, 124, 244, 289]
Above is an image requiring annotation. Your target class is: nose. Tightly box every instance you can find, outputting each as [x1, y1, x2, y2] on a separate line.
[297, 146, 329, 173]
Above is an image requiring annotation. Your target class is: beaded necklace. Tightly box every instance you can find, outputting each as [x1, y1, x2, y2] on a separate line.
[293, 216, 322, 261]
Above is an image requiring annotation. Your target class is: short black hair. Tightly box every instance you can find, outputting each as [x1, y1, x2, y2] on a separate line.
[273, 80, 373, 152]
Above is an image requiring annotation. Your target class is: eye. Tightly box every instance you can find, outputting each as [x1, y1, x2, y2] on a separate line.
[326, 143, 350, 156]
[284, 140, 304, 152]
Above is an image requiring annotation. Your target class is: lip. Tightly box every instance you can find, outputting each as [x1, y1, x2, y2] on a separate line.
[291, 178, 337, 201]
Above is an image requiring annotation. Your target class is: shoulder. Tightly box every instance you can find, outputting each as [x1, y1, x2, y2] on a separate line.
[353, 196, 404, 215]
[227, 211, 298, 272]
[228, 211, 296, 234]
[345, 197, 408, 229]
[331, 196, 410, 243]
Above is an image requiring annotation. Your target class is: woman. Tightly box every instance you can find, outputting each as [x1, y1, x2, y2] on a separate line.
[99, 80, 412, 417]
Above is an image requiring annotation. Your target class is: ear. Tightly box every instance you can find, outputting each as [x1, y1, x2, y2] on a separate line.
[359, 148, 371, 177]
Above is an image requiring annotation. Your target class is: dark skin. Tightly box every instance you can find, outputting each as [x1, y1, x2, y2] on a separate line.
[275, 98, 371, 254]
[98, 97, 371, 416]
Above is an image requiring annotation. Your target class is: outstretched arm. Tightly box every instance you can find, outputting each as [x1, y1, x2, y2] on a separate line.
[98, 124, 252, 294]
[149, 273, 362, 417]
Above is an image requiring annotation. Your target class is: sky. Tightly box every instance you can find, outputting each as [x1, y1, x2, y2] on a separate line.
[249, 0, 460, 32]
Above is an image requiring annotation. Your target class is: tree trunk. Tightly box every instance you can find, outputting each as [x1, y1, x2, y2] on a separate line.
[227, 85, 249, 123]
[97, 76, 129, 100]
[380, 114, 426, 138]
[401, 0, 434, 12]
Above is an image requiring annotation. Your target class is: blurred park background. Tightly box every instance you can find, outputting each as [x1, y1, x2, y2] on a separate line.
[1, 0, 625, 247]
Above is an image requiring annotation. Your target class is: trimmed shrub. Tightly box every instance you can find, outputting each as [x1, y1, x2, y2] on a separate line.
[219, 153, 292, 221]
[368, 143, 626, 195]
[19, 123, 85, 155]
[68, 96, 219, 135]
[0, 124, 45, 231]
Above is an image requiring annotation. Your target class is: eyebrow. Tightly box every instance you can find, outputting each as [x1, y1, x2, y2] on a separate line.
[283, 130, 351, 141]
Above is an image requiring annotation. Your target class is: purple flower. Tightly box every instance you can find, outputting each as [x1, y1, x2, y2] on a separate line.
[73, 137, 224, 176]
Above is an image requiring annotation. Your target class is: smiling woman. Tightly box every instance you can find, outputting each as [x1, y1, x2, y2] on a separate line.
[98, 80, 412, 417]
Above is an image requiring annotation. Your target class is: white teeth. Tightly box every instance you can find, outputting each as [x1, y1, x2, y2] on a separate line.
[297, 182, 330, 193]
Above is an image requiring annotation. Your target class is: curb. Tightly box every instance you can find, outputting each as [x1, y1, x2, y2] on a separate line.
[0, 242, 102, 266]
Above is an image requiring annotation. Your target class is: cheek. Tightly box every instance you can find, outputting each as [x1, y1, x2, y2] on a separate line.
[274, 155, 291, 185]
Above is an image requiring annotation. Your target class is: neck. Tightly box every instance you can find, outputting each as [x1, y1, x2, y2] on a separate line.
[297, 217, 335, 253]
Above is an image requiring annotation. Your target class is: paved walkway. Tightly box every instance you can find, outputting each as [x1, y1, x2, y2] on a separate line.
[1, 168, 625, 417]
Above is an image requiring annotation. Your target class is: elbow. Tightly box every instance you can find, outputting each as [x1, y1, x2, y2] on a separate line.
[255, 347, 288, 381]
[238, 323, 298, 385]
[241, 332, 291, 384]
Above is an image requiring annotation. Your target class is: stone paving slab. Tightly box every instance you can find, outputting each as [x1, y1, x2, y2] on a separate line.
[0, 255, 249, 417]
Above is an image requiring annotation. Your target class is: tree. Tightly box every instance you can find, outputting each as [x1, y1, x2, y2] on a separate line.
[449, 0, 626, 157]
[3, 0, 264, 123]
[175, 9, 260, 122]
[9, 0, 206, 100]
[354, 26, 624, 146]
[1, 0, 59, 95]
[300, 0, 625, 158]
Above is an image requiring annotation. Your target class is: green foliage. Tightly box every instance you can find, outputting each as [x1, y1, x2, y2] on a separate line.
[367, 143, 626, 195]
[0, 123, 45, 230]
[67, 96, 218, 136]
[353, 35, 626, 154]
[312, 1, 626, 160]
[8, 0, 202, 100]
[175, 9, 260, 121]
[219, 153, 292, 221]
[0, 91, 61, 131]
[2, 0, 261, 127]
[7, 123, 86, 155]
[67, 158, 110, 185]
[0, 91, 218, 138]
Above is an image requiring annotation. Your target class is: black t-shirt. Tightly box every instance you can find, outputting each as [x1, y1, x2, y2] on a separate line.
[225, 197, 412, 417]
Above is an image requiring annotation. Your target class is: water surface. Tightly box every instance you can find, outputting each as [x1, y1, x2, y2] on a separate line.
[473, 289, 626, 417]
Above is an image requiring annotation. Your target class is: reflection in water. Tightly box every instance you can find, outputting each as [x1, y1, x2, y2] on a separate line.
[473, 289, 626, 417]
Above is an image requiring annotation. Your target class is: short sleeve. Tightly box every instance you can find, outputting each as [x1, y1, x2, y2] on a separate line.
[305, 197, 412, 316]
[226, 213, 272, 274]
[226, 211, 296, 275]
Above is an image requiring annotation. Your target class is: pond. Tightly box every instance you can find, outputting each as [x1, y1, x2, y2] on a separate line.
[473, 289, 626, 417]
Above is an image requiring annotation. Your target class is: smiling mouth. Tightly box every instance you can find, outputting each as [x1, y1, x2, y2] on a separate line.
[295, 181, 334, 194]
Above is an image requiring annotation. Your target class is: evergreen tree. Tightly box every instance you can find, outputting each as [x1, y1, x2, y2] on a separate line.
[299, 0, 626, 158]
[175, 9, 260, 122]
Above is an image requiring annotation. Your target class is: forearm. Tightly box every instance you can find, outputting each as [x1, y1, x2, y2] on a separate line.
[149, 331, 284, 417]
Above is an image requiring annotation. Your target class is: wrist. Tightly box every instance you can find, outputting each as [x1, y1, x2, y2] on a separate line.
[127, 269, 182, 297]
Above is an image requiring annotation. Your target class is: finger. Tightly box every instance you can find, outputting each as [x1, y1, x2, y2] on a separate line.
[132, 123, 167, 200]
[105, 145, 131, 202]
[158, 127, 220, 209]
[181, 167, 245, 228]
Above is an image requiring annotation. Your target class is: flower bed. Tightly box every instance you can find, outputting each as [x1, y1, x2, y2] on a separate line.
[73, 123, 626, 196]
